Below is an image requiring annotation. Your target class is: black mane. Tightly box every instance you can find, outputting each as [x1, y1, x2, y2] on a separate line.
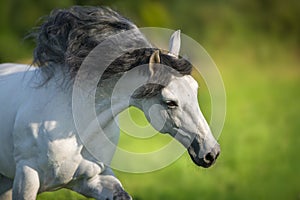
[33, 6, 136, 78]
[32, 6, 192, 98]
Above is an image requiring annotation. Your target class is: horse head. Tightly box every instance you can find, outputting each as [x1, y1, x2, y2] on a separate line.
[132, 31, 220, 168]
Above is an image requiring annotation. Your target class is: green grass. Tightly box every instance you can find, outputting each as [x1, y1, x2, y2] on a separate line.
[38, 43, 300, 200]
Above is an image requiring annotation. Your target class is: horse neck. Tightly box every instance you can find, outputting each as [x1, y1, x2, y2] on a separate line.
[94, 67, 148, 127]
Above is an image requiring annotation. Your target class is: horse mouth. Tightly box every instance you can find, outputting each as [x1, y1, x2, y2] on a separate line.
[186, 137, 220, 168]
[187, 148, 213, 168]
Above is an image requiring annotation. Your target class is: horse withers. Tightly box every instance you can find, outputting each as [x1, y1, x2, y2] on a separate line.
[0, 6, 220, 200]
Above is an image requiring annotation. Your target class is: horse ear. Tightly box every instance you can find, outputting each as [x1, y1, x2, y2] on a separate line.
[149, 50, 160, 77]
[168, 30, 181, 57]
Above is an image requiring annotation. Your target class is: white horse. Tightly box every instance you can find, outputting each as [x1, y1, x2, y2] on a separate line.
[0, 6, 220, 200]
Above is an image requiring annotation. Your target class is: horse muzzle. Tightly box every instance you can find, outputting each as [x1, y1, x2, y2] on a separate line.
[188, 142, 220, 168]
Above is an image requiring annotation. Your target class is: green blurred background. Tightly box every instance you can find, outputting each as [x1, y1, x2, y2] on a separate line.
[1, 0, 299, 199]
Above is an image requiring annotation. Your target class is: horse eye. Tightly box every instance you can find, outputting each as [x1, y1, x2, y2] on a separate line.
[165, 100, 178, 108]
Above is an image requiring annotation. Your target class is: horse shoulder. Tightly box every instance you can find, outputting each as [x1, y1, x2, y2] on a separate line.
[0, 63, 35, 178]
[9, 76, 85, 188]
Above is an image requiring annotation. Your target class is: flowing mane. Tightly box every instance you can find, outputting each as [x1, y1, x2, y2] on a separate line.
[33, 6, 137, 78]
[32, 6, 192, 97]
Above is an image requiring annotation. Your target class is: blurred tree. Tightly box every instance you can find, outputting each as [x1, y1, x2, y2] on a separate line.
[0, 0, 299, 63]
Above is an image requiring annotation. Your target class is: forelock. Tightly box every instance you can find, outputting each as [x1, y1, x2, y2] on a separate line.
[132, 49, 193, 99]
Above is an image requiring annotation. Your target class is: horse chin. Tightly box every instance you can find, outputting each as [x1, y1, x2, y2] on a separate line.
[187, 148, 213, 168]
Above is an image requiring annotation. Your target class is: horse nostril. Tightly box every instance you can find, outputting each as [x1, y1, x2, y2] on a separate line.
[204, 152, 215, 164]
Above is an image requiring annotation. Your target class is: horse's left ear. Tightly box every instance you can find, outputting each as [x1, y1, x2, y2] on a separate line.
[168, 30, 181, 57]
[149, 50, 160, 77]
